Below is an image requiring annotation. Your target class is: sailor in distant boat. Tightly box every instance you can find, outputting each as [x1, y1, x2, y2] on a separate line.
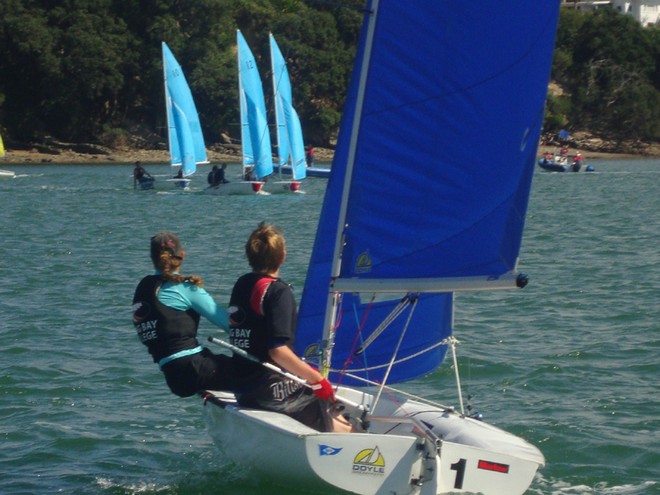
[208, 163, 229, 187]
[540, 152, 553, 166]
[305, 145, 315, 167]
[228, 223, 352, 433]
[133, 161, 154, 189]
[244, 166, 256, 181]
[132, 232, 234, 397]
[571, 151, 584, 171]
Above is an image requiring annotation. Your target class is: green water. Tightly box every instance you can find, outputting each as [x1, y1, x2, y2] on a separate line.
[0, 161, 658, 494]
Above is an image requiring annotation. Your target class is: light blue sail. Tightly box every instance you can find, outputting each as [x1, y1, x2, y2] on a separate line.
[295, 1, 560, 386]
[162, 42, 208, 177]
[281, 101, 306, 179]
[269, 34, 306, 180]
[237, 30, 272, 180]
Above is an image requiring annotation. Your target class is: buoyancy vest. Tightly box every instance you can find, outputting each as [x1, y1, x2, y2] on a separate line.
[229, 273, 282, 383]
[132, 275, 201, 363]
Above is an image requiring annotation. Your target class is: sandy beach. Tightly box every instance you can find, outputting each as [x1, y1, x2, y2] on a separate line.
[1, 143, 657, 165]
[1, 146, 335, 165]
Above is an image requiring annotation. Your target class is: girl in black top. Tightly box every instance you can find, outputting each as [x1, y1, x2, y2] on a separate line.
[133, 232, 233, 397]
[229, 223, 352, 432]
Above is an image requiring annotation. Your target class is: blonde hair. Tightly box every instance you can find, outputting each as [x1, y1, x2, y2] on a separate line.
[245, 222, 286, 273]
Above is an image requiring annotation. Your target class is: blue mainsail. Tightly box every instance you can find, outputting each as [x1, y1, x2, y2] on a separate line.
[237, 30, 273, 180]
[162, 42, 208, 177]
[269, 34, 307, 181]
[295, 1, 560, 386]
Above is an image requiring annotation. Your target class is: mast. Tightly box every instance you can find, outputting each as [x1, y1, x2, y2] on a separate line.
[269, 33, 283, 179]
[237, 30, 247, 179]
[162, 42, 175, 169]
[320, 0, 381, 376]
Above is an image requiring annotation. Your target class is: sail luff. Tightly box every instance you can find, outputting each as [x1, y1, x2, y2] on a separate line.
[237, 32, 251, 176]
[320, 0, 381, 376]
[269, 33, 288, 177]
[162, 42, 179, 168]
[270, 33, 306, 181]
[162, 41, 207, 176]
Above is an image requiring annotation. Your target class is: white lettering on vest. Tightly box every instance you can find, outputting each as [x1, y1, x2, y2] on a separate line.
[136, 320, 158, 342]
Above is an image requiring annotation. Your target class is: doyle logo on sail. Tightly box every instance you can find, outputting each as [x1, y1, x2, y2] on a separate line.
[355, 250, 372, 274]
[303, 344, 321, 362]
[352, 446, 385, 475]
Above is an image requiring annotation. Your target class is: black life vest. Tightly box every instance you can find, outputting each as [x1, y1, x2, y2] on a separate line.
[132, 275, 201, 363]
[228, 273, 279, 380]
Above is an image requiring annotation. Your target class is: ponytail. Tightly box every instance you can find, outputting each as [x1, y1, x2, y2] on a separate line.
[155, 251, 203, 287]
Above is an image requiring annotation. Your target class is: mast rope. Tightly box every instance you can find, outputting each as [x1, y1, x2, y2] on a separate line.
[335, 335, 458, 374]
[373, 296, 419, 409]
[334, 293, 376, 388]
[355, 294, 412, 355]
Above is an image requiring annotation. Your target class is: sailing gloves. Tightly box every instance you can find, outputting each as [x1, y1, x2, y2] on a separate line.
[311, 378, 335, 402]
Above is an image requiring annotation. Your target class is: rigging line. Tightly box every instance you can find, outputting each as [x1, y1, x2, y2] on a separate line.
[450, 337, 465, 415]
[339, 371, 455, 412]
[355, 295, 411, 355]
[334, 336, 458, 373]
[336, 294, 376, 388]
[373, 297, 419, 410]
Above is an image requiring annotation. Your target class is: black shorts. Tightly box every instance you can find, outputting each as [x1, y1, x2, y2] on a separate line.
[235, 373, 333, 432]
[162, 348, 234, 397]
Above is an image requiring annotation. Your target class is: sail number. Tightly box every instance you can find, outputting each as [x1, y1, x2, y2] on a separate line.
[450, 458, 466, 489]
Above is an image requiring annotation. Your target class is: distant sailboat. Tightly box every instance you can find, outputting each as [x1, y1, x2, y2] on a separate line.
[162, 42, 208, 190]
[0, 133, 16, 179]
[265, 33, 305, 194]
[201, 1, 560, 494]
[205, 31, 270, 195]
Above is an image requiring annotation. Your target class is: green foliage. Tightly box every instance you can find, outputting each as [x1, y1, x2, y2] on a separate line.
[0, 0, 363, 147]
[551, 8, 660, 142]
[0, 2, 657, 147]
[543, 94, 573, 133]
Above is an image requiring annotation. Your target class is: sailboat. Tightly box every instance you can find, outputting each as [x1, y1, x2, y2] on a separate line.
[206, 31, 270, 196]
[265, 33, 305, 194]
[201, 1, 560, 494]
[162, 42, 208, 190]
[0, 133, 15, 179]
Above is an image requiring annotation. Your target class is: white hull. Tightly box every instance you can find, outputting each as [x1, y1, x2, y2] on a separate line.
[165, 178, 192, 190]
[203, 181, 269, 195]
[0, 169, 16, 179]
[263, 180, 304, 194]
[202, 387, 544, 495]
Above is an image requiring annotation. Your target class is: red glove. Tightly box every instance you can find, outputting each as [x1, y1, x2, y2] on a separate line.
[311, 378, 335, 402]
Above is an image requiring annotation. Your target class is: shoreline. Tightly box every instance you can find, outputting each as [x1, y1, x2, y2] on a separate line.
[0, 147, 336, 165]
[0, 145, 656, 165]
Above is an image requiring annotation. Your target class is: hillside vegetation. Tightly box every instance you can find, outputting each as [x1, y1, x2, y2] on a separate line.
[0, 3, 658, 154]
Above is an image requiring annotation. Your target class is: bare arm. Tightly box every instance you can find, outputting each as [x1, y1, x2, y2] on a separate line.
[269, 345, 323, 384]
